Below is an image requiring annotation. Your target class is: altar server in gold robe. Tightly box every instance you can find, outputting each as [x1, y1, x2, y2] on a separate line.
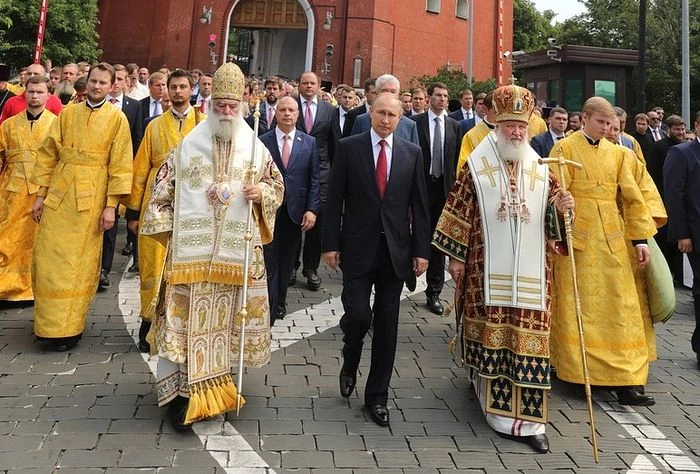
[456, 91, 495, 176]
[140, 62, 283, 431]
[122, 68, 204, 353]
[0, 76, 55, 301]
[549, 96, 658, 406]
[31, 63, 133, 352]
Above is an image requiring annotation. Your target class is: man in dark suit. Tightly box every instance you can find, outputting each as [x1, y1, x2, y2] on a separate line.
[343, 77, 376, 138]
[631, 112, 656, 160]
[293, 71, 336, 291]
[663, 111, 700, 371]
[260, 97, 320, 324]
[99, 64, 143, 289]
[458, 117, 476, 137]
[331, 84, 356, 153]
[322, 92, 430, 426]
[409, 82, 461, 315]
[259, 76, 283, 133]
[136, 71, 167, 142]
[530, 106, 568, 158]
[350, 74, 419, 145]
[448, 88, 475, 122]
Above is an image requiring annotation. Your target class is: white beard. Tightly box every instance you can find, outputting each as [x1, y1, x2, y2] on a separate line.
[495, 127, 530, 162]
[208, 112, 242, 142]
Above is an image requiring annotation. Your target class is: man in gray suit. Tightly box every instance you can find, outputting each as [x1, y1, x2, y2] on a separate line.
[350, 74, 419, 145]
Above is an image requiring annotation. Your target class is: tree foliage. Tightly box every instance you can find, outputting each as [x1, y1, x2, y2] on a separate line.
[0, 0, 101, 69]
[411, 65, 497, 100]
[514, 0, 700, 115]
[513, 0, 557, 52]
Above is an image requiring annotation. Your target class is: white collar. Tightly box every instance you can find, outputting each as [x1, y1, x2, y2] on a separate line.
[428, 109, 447, 121]
[171, 106, 192, 119]
[275, 127, 296, 142]
[302, 96, 318, 106]
[370, 128, 393, 149]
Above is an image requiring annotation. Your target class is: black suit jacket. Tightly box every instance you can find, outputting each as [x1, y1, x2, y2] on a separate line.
[296, 98, 336, 202]
[530, 131, 556, 158]
[343, 103, 368, 138]
[664, 140, 700, 245]
[331, 107, 352, 159]
[260, 129, 320, 224]
[648, 137, 682, 198]
[409, 112, 460, 198]
[631, 130, 655, 162]
[323, 132, 431, 281]
[117, 95, 142, 154]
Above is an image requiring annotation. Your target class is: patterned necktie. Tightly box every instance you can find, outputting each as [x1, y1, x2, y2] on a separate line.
[431, 117, 443, 178]
[267, 106, 274, 125]
[376, 139, 387, 199]
[304, 101, 314, 133]
[109, 97, 118, 105]
[281, 134, 291, 169]
[152, 100, 161, 117]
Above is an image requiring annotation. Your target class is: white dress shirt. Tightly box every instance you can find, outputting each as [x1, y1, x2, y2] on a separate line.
[370, 128, 393, 181]
[108, 93, 124, 111]
[339, 107, 348, 131]
[549, 129, 565, 142]
[149, 96, 162, 117]
[461, 107, 473, 120]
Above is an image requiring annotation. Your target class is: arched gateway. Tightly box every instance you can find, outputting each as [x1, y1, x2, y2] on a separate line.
[224, 0, 314, 78]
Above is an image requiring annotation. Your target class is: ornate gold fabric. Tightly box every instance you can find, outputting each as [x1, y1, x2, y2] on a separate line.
[528, 114, 547, 138]
[121, 110, 201, 321]
[211, 62, 245, 101]
[548, 132, 657, 386]
[492, 85, 534, 123]
[0, 111, 55, 300]
[456, 124, 491, 178]
[31, 103, 133, 338]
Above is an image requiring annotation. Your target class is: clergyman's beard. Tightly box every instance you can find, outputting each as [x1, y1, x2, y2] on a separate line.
[209, 112, 240, 141]
[495, 127, 529, 162]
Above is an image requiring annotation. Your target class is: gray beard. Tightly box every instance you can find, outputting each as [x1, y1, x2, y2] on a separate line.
[208, 113, 240, 142]
[495, 128, 529, 162]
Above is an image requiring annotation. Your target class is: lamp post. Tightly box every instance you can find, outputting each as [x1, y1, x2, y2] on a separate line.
[467, 0, 474, 85]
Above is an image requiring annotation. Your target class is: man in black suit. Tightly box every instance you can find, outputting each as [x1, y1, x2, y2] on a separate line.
[448, 88, 475, 122]
[530, 106, 568, 158]
[323, 92, 430, 426]
[663, 111, 700, 370]
[409, 82, 460, 315]
[293, 71, 336, 291]
[136, 71, 167, 141]
[99, 64, 142, 289]
[631, 112, 655, 161]
[343, 77, 376, 138]
[260, 97, 320, 324]
[331, 84, 356, 152]
[260, 76, 284, 133]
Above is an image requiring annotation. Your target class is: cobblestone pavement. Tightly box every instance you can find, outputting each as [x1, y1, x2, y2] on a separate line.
[1, 229, 699, 473]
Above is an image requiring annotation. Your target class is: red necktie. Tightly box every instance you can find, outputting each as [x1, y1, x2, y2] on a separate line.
[376, 139, 387, 199]
[109, 97, 117, 104]
[200, 100, 206, 114]
[281, 135, 291, 169]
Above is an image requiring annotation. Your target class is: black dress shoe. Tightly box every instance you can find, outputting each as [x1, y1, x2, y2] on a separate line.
[366, 404, 390, 427]
[120, 242, 133, 256]
[426, 294, 444, 315]
[53, 335, 81, 352]
[277, 304, 287, 320]
[98, 270, 111, 289]
[289, 270, 297, 287]
[496, 432, 549, 453]
[615, 387, 655, 406]
[303, 269, 321, 291]
[339, 372, 356, 398]
[167, 396, 192, 432]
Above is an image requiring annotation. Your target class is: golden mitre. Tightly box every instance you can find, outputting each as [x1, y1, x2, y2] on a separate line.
[492, 85, 534, 123]
[211, 62, 245, 101]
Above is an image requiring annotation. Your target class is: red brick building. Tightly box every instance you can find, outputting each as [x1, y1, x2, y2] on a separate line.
[97, 0, 513, 86]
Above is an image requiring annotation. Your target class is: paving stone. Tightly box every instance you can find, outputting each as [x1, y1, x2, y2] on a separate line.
[374, 451, 418, 468]
[43, 433, 99, 450]
[118, 449, 174, 467]
[280, 451, 333, 468]
[315, 434, 364, 450]
[333, 450, 376, 468]
[98, 433, 158, 449]
[57, 449, 121, 468]
[260, 434, 315, 451]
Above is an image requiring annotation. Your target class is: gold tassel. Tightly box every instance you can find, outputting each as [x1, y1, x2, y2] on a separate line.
[184, 386, 201, 425]
[448, 335, 458, 356]
[443, 302, 454, 318]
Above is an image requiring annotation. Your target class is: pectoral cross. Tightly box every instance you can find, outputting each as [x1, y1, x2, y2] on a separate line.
[523, 161, 545, 191]
[181, 156, 212, 190]
[476, 156, 500, 188]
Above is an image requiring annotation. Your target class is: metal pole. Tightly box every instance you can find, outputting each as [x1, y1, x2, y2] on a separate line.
[681, 0, 690, 125]
[468, 0, 474, 86]
[33, 0, 50, 64]
[637, 0, 646, 113]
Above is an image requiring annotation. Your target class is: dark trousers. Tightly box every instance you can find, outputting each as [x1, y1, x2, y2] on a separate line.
[102, 216, 117, 273]
[686, 252, 700, 354]
[263, 206, 301, 320]
[655, 228, 681, 282]
[339, 236, 404, 406]
[295, 208, 324, 273]
[425, 178, 446, 297]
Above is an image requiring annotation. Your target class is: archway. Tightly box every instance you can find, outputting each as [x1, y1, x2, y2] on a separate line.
[224, 0, 314, 78]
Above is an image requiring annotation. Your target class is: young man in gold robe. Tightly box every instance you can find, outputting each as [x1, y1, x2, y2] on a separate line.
[122, 68, 205, 353]
[0, 76, 55, 301]
[434, 85, 574, 453]
[549, 97, 658, 406]
[140, 62, 283, 431]
[456, 91, 495, 177]
[31, 63, 133, 352]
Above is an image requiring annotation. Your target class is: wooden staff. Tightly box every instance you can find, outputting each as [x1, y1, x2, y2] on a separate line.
[538, 152, 599, 463]
[236, 91, 266, 415]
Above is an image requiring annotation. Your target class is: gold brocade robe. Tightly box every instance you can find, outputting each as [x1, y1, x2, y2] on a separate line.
[0, 110, 55, 300]
[456, 122, 492, 177]
[31, 102, 133, 338]
[121, 109, 202, 321]
[549, 132, 657, 386]
[528, 114, 547, 138]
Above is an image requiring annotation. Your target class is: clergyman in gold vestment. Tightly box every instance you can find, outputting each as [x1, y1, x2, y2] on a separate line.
[140, 62, 283, 431]
[30, 63, 133, 352]
[122, 68, 204, 353]
[0, 76, 55, 301]
[549, 97, 658, 406]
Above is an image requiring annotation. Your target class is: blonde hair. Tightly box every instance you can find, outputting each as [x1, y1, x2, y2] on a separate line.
[582, 96, 614, 117]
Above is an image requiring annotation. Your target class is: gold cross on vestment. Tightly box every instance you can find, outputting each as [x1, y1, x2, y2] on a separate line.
[524, 161, 545, 191]
[476, 156, 500, 188]
[251, 245, 266, 278]
[181, 156, 212, 190]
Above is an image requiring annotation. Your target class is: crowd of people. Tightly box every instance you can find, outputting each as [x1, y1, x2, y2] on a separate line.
[0, 58, 699, 455]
